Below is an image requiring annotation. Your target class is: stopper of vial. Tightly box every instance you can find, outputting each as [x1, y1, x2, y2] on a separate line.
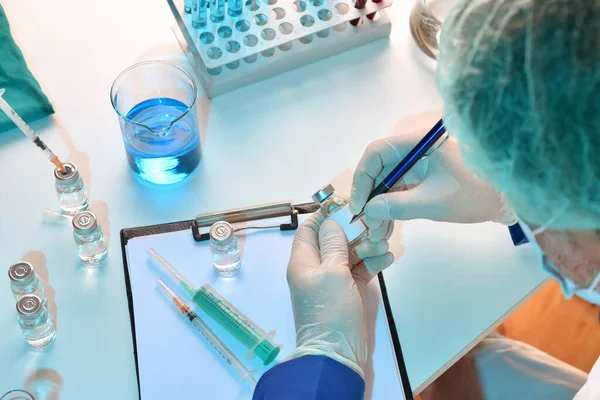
[53, 163, 79, 185]
[209, 221, 235, 245]
[16, 295, 43, 316]
[72, 211, 98, 234]
[311, 184, 335, 203]
[8, 261, 34, 284]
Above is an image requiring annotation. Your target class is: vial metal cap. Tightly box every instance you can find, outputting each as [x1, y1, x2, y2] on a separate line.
[72, 211, 98, 234]
[16, 295, 43, 317]
[209, 221, 234, 245]
[311, 184, 335, 204]
[54, 163, 80, 186]
[8, 261, 34, 285]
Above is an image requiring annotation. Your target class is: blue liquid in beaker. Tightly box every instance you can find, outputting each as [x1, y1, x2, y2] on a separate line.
[123, 98, 201, 185]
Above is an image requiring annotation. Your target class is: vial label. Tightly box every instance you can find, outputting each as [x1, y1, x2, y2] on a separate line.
[327, 204, 368, 243]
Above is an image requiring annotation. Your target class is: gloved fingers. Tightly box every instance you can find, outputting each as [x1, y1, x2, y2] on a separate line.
[291, 211, 325, 250]
[353, 239, 389, 260]
[352, 252, 395, 283]
[394, 157, 428, 188]
[361, 214, 392, 241]
[363, 215, 383, 232]
[364, 252, 395, 277]
[299, 211, 325, 237]
[367, 219, 394, 242]
[318, 219, 350, 267]
[350, 135, 430, 215]
[288, 212, 325, 276]
[350, 139, 403, 215]
[364, 174, 456, 222]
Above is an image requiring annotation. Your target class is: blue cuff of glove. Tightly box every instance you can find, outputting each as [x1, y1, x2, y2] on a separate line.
[509, 223, 529, 246]
[252, 355, 365, 400]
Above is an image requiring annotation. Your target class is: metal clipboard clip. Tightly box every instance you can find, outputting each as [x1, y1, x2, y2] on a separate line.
[191, 201, 304, 242]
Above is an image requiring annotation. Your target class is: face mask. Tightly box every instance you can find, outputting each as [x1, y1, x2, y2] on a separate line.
[519, 219, 600, 306]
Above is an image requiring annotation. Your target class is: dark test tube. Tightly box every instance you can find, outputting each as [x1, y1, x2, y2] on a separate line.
[366, 0, 382, 20]
[350, 0, 367, 26]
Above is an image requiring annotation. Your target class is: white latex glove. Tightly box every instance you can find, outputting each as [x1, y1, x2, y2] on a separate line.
[350, 132, 516, 234]
[287, 212, 394, 377]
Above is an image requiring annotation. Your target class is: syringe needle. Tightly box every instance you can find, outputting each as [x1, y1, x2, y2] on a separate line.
[147, 248, 196, 295]
[0, 88, 66, 172]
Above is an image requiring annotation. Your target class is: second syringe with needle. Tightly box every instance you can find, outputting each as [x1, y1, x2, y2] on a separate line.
[148, 248, 282, 365]
[156, 279, 257, 388]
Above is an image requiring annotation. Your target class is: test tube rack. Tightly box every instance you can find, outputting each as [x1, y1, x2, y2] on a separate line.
[168, 0, 393, 97]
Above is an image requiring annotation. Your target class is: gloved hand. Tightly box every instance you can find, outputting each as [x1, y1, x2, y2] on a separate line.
[287, 212, 394, 377]
[350, 131, 516, 235]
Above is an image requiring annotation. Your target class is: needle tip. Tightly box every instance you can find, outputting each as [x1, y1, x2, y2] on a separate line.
[51, 157, 66, 172]
[350, 210, 365, 224]
[0, 88, 5, 97]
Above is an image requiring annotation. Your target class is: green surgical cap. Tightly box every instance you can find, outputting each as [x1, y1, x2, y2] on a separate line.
[436, 0, 600, 229]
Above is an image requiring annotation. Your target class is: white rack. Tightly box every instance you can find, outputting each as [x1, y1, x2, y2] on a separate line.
[168, 0, 392, 96]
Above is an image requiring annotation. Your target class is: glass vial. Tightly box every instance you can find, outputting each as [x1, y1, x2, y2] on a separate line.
[210, 0, 225, 23]
[0, 390, 35, 400]
[312, 184, 348, 218]
[54, 163, 89, 215]
[193, 0, 207, 28]
[228, 0, 243, 17]
[72, 211, 108, 266]
[8, 262, 47, 307]
[209, 221, 241, 276]
[312, 184, 368, 247]
[16, 295, 56, 349]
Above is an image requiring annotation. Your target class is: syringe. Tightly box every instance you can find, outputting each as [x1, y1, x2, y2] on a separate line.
[156, 279, 257, 388]
[0, 88, 65, 171]
[148, 248, 282, 365]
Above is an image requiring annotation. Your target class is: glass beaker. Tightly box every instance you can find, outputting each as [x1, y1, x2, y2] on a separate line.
[110, 61, 201, 185]
[0, 390, 34, 400]
[409, 0, 455, 60]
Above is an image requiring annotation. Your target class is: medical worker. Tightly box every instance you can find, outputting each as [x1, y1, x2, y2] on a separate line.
[253, 0, 600, 398]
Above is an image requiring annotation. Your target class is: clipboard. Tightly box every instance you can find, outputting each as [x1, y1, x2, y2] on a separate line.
[120, 200, 414, 400]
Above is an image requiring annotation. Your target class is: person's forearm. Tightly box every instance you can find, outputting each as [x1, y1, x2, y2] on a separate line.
[421, 353, 484, 400]
[253, 356, 365, 400]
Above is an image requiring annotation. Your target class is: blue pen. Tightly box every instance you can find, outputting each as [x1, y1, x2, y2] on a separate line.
[350, 118, 450, 224]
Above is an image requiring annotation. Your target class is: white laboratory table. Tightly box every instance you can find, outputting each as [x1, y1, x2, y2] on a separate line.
[0, 0, 547, 398]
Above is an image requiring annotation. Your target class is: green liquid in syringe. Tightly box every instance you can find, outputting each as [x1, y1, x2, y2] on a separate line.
[147, 248, 281, 366]
[192, 285, 281, 365]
